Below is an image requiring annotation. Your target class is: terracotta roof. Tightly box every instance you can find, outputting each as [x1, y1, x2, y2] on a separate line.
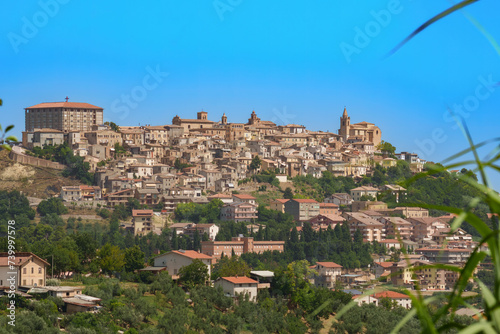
[0, 252, 50, 266]
[273, 199, 289, 204]
[310, 214, 344, 223]
[316, 261, 342, 268]
[379, 239, 401, 243]
[372, 291, 410, 299]
[105, 188, 134, 196]
[132, 209, 154, 217]
[172, 250, 212, 260]
[320, 203, 339, 208]
[221, 276, 258, 284]
[292, 199, 318, 203]
[374, 262, 394, 268]
[233, 194, 256, 200]
[26, 102, 102, 109]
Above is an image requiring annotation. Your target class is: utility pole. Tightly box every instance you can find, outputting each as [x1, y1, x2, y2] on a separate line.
[50, 255, 54, 278]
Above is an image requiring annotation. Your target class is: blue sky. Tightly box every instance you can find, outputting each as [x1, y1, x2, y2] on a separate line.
[1, 0, 499, 189]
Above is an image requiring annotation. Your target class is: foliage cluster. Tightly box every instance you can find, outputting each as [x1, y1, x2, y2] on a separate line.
[29, 143, 94, 184]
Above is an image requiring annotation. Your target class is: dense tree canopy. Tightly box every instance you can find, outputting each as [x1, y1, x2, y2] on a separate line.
[37, 197, 69, 216]
[29, 143, 94, 185]
[178, 259, 209, 288]
[212, 255, 251, 280]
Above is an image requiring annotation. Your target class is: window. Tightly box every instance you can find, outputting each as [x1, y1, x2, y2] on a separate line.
[31, 267, 34, 274]
[23, 268, 26, 274]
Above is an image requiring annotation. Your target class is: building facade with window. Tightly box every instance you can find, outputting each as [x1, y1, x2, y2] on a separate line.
[25, 101, 103, 132]
[0, 252, 49, 288]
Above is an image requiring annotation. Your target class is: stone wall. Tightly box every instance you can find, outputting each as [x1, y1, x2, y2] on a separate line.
[9, 149, 65, 170]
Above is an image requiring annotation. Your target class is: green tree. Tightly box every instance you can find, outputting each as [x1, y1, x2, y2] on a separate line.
[0, 190, 36, 220]
[360, 194, 376, 201]
[104, 121, 120, 132]
[249, 155, 262, 172]
[114, 142, 127, 158]
[274, 260, 317, 306]
[37, 197, 69, 216]
[53, 245, 80, 276]
[124, 245, 145, 272]
[40, 213, 65, 227]
[171, 229, 179, 250]
[0, 98, 18, 150]
[193, 230, 201, 251]
[72, 232, 97, 265]
[98, 243, 125, 274]
[174, 158, 193, 171]
[212, 255, 251, 280]
[178, 259, 209, 288]
[283, 187, 294, 200]
[377, 140, 396, 155]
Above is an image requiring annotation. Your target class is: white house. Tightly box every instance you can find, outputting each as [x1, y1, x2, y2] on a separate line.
[354, 291, 412, 309]
[372, 291, 412, 309]
[350, 186, 379, 201]
[214, 276, 259, 302]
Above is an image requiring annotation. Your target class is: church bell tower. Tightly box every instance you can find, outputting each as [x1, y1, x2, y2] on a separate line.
[339, 107, 350, 142]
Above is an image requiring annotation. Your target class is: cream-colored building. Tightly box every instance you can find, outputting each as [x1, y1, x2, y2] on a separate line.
[0, 252, 49, 288]
[338, 108, 382, 147]
[153, 250, 212, 278]
[408, 217, 448, 242]
[350, 186, 379, 201]
[132, 209, 155, 236]
[313, 262, 342, 289]
[269, 199, 289, 213]
[22, 128, 65, 149]
[215, 276, 259, 302]
[172, 111, 215, 132]
[84, 126, 123, 147]
[343, 212, 384, 242]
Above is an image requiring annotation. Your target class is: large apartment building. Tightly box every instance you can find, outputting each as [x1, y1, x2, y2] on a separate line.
[25, 100, 103, 132]
[343, 212, 384, 242]
[201, 236, 285, 260]
[284, 199, 320, 222]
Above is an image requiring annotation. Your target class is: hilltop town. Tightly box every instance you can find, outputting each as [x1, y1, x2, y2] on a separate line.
[0, 100, 489, 332]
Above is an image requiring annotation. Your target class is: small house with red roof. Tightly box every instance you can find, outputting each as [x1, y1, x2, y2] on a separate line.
[354, 290, 412, 309]
[214, 276, 259, 302]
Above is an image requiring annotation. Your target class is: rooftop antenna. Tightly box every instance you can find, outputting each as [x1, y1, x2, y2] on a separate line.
[65, 96, 69, 102]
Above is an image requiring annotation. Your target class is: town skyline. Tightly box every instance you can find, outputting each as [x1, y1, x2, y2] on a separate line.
[3, 0, 500, 189]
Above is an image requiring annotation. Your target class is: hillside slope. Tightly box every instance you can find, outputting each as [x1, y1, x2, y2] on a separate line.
[0, 150, 83, 199]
